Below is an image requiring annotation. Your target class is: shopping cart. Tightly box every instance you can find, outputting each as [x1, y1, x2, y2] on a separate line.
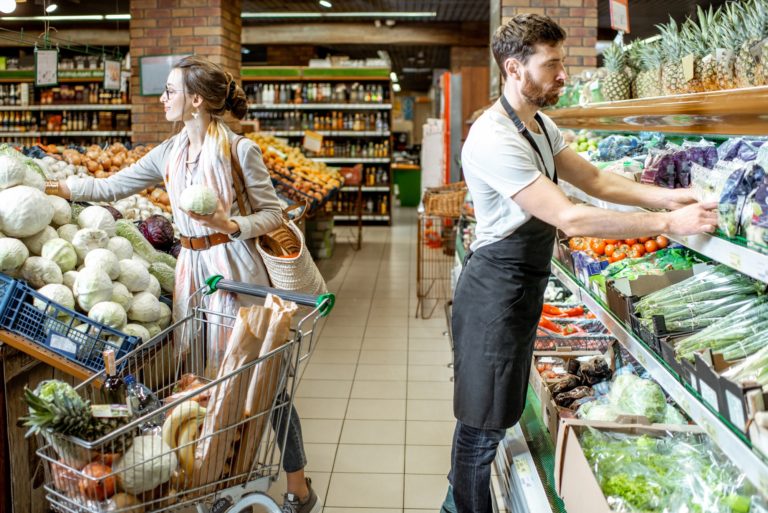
[416, 213, 459, 319]
[34, 276, 335, 513]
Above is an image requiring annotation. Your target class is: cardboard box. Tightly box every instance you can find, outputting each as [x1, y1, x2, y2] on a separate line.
[605, 268, 696, 324]
[529, 348, 609, 444]
[555, 419, 702, 513]
[658, 336, 687, 382]
[693, 351, 733, 413]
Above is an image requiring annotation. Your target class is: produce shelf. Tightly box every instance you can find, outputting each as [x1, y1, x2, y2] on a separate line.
[560, 182, 768, 283]
[340, 185, 389, 192]
[495, 421, 557, 513]
[0, 131, 131, 137]
[0, 104, 131, 112]
[550, 259, 768, 491]
[311, 157, 390, 163]
[546, 86, 768, 136]
[249, 103, 392, 111]
[267, 130, 391, 137]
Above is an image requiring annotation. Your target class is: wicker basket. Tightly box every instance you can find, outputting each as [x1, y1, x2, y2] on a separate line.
[423, 181, 467, 217]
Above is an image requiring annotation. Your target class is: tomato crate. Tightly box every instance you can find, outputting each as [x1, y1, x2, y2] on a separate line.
[535, 318, 616, 352]
[0, 279, 141, 374]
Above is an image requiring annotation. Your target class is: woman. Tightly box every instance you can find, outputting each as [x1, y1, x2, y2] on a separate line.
[45, 55, 319, 513]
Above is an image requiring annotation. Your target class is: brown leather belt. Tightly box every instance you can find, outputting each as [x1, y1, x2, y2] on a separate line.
[179, 232, 231, 251]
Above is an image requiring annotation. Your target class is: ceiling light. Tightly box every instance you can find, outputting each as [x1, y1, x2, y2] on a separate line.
[242, 11, 437, 19]
[1, 14, 106, 21]
[389, 71, 398, 83]
[46, 4, 58, 13]
[0, 0, 16, 15]
[392, 83, 401, 93]
[105, 14, 130, 20]
[319, 0, 332, 8]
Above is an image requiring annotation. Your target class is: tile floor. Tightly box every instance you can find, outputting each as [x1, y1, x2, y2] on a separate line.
[267, 207, 456, 512]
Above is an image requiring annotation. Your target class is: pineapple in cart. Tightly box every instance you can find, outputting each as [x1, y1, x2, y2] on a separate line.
[734, 0, 767, 88]
[632, 39, 663, 98]
[600, 42, 631, 101]
[658, 18, 687, 95]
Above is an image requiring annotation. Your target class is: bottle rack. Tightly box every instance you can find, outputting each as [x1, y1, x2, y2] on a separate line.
[243, 67, 393, 225]
[0, 69, 131, 145]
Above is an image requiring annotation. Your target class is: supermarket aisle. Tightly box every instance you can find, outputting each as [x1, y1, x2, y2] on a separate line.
[271, 207, 457, 512]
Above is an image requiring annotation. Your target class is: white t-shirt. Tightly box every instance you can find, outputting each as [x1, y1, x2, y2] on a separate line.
[462, 109, 567, 251]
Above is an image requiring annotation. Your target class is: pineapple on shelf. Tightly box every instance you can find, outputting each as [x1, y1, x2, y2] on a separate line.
[692, 5, 720, 92]
[630, 40, 662, 98]
[679, 18, 704, 94]
[600, 43, 631, 101]
[714, 2, 743, 91]
[734, 0, 767, 88]
[658, 18, 687, 96]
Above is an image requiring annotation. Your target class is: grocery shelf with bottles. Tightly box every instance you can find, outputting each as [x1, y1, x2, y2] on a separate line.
[242, 67, 393, 225]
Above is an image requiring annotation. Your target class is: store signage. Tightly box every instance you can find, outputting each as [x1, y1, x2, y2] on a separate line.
[35, 48, 59, 87]
[303, 130, 323, 153]
[103, 59, 122, 91]
[609, 0, 630, 33]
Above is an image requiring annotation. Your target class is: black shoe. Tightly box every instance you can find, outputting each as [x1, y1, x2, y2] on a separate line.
[282, 478, 320, 513]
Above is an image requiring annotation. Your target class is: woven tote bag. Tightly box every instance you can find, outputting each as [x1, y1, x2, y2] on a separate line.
[230, 137, 327, 296]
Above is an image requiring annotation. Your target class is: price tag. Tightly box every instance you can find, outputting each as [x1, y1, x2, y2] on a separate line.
[514, 457, 532, 478]
[303, 130, 323, 153]
[48, 333, 77, 355]
[699, 381, 718, 410]
[682, 54, 695, 83]
[609, 0, 630, 33]
[35, 48, 59, 87]
[725, 390, 747, 432]
[728, 252, 742, 269]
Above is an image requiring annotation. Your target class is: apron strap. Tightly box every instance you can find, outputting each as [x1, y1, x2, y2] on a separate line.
[500, 95, 558, 184]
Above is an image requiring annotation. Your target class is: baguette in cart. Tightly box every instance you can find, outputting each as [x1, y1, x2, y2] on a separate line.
[22, 276, 335, 513]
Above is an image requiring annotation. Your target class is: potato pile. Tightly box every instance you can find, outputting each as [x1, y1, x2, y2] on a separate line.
[46, 143, 154, 179]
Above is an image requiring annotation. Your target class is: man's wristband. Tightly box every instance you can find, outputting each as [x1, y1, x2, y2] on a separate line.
[44, 180, 60, 195]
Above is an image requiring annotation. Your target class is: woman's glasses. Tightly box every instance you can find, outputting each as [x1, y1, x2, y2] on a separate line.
[163, 85, 177, 98]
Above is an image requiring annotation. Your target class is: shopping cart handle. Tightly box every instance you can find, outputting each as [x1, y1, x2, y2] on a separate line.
[205, 275, 335, 317]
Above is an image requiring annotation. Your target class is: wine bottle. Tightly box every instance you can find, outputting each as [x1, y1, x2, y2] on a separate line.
[101, 349, 126, 404]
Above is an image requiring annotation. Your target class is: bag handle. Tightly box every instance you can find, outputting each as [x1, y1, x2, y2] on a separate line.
[230, 136, 310, 223]
[230, 135, 251, 216]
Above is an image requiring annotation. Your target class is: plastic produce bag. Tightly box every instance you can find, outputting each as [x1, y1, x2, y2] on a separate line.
[717, 137, 763, 162]
[641, 147, 677, 188]
[594, 158, 643, 182]
[746, 175, 768, 252]
[597, 135, 641, 162]
[692, 161, 741, 202]
[578, 427, 759, 513]
[718, 161, 765, 238]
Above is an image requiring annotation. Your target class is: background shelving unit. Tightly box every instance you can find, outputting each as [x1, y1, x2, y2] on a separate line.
[543, 87, 768, 495]
[242, 66, 393, 225]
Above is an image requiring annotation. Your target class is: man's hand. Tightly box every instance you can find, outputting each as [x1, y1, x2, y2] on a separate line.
[661, 187, 700, 211]
[666, 202, 718, 235]
[185, 199, 239, 234]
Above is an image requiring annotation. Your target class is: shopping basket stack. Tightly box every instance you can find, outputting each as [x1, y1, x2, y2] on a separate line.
[416, 182, 467, 319]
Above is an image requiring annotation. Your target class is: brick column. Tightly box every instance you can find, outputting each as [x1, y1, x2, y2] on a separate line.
[496, 0, 598, 82]
[129, 0, 242, 145]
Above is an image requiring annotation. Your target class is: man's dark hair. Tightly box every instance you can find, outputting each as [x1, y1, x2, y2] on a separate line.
[492, 14, 566, 76]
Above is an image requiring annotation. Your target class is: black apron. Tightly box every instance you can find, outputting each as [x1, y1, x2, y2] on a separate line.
[451, 99, 558, 430]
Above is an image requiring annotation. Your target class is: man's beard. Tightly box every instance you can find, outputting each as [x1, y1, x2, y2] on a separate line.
[521, 71, 563, 108]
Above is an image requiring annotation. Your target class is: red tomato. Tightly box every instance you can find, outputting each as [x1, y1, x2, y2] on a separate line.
[590, 239, 607, 256]
[644, 240, 659, 253]
[624, 238, 638, 245]
[638, 237, 651, 243]
[605, 239, 620, 245]
[604, 244, 616, 257]
[618, 244, 631, 253]
[612, 252, 627, 262]
[631, 243, 646, 256]
[569, 237, 586, 251]
[656, 235, 669, 248]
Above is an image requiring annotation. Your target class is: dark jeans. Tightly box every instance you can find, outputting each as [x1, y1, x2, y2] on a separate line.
[448, 420, 506, 513]
[272, 391, 308, 473]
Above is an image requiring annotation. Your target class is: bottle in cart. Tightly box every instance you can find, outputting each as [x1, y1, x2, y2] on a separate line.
[124, 374, 165, 429]
[101, 349, 126, 404]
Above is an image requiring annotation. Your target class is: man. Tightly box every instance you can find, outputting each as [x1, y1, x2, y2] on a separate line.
[443, 14, 717, 513]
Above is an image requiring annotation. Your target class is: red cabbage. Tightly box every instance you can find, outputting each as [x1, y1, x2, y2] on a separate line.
[138, 215, 174, 251]
[102, 205, 123, 220]
[170, 240, 181, 258]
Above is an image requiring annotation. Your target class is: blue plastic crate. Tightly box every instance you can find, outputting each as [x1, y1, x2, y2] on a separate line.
[0, 273, 19, 319]
[0, 280, 141, 373]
